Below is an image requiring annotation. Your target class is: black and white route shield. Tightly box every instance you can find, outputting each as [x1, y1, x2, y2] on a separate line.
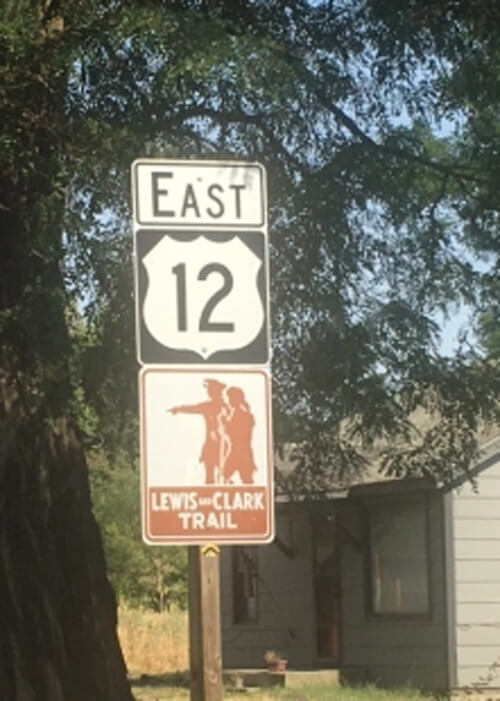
[134, 230, 270, 364]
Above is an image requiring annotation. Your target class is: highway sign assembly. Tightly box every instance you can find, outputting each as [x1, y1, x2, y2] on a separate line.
[131, 159, 273, 546]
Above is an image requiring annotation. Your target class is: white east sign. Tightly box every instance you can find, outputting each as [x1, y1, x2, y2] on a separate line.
[132, 160, 266, 229]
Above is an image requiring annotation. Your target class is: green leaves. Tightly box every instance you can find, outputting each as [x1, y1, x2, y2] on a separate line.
[89, 453, 187, 609]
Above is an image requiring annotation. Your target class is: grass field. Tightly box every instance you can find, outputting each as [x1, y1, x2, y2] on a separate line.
[131, 680, 434, 700]
[119, 607, 440, 701]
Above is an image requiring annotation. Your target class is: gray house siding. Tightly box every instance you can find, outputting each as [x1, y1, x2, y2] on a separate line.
[451, 454, 500, 689]
[221, 508, 316, 669]
[340, 492, 448, 690]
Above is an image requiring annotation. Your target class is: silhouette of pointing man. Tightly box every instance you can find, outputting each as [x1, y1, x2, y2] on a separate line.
[169, 379, 228, 485]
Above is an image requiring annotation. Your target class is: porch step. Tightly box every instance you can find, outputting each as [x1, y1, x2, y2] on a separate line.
[223, 668, 339, 690]
[286, 670, 340, 687]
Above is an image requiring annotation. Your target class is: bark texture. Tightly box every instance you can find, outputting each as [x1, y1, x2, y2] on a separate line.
[0, 378, 133, 701]
[0, 15, 134, 690]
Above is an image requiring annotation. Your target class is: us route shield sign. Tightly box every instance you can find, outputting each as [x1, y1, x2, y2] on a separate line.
[131, 160, 269, 365]
[135, 230, 269, 364]
[139, 367, 274, 544]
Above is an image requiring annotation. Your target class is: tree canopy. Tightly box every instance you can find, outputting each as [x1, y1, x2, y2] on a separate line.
[2, 1, 500, 697]
[56, 0, 500, 487]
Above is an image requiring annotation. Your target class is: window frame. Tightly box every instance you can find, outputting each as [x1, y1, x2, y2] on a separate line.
[365, 494, 432, 621]
[312, 516, 341, 664]
[231, 546, 259, 626]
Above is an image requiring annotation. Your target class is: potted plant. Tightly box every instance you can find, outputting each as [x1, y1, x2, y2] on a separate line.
[264, 649, 287, 673]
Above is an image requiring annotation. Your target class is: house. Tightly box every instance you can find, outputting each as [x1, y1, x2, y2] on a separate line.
[220, 434, 500, 695]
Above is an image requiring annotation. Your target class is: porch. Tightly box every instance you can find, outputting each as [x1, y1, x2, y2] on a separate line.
[223, 667, 340, 690]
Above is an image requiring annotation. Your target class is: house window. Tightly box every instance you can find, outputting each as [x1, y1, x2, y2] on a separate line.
[232, 547, 258, 624]
[369, 497, 429, 616]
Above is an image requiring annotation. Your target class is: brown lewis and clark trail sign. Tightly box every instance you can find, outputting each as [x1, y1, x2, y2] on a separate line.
[140, 367, 273, 544]
[131, 160, 274, 545]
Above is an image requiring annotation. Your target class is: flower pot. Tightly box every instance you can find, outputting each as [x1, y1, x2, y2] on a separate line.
[267, 659, 287, 673]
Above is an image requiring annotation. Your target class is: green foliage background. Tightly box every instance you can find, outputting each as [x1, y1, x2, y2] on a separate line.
[89, 448, 187, 610]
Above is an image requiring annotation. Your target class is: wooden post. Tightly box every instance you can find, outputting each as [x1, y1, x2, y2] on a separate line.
[188, 545, 223, 701]
[188, 547, 203, 700]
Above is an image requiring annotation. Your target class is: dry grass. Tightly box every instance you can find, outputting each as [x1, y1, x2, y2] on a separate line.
[131, 684, 432, 700]
[131, 687, 289, 701]
[118, 605, 188, 676]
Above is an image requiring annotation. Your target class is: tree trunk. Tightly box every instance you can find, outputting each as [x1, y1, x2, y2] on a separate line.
[0, 380, 133, 700]
[0, 99, 134, 701]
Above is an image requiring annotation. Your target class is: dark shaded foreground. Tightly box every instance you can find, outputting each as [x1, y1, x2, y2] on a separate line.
[0, 390, 133, 701]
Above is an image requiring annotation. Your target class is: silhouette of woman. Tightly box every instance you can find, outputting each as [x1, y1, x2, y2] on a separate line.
[221, 386, 256, 484]
[169, 379, 228, 485]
